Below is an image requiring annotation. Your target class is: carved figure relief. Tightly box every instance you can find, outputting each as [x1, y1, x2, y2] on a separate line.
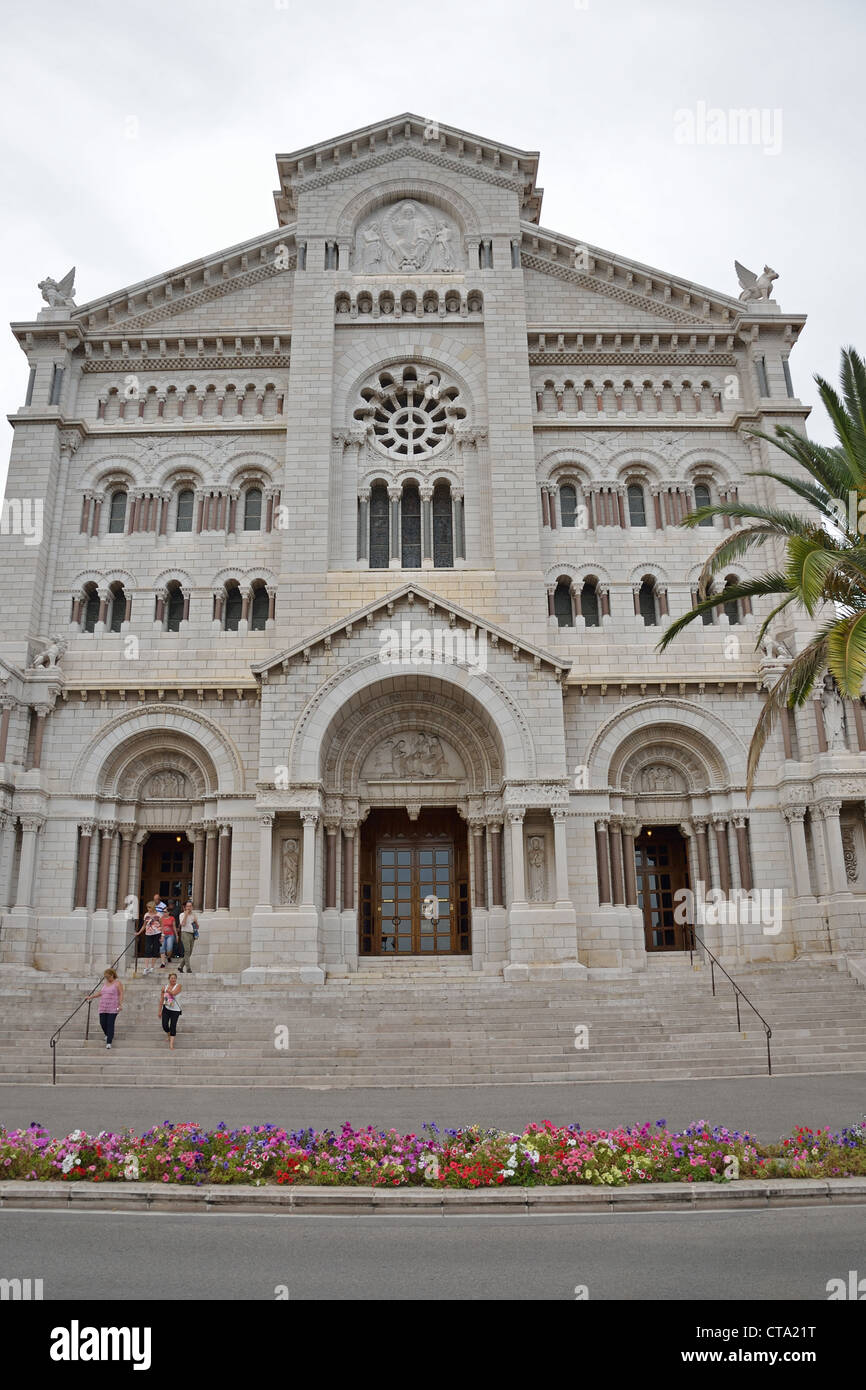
[355, 201, 461, 273]
[360, 732, 465, 781]
[281, 838, 299, 904]
[841, 825, 858, 884]
[527, 835, 547, 903]
[640, 764, 681, 792]
[822, 680, 847, 750]
[146, 770, 187, 798]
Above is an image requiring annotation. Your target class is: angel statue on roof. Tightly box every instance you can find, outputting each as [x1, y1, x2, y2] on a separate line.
[38, 268, 76, 308]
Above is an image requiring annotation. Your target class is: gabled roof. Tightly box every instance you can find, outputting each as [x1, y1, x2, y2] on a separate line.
[273, 113, 542, 224]
[251, 583, 567, 680]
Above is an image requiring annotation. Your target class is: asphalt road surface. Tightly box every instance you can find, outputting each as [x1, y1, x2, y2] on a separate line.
[2, 1074, 865, 1140]
[3, 1205, 865, 1300]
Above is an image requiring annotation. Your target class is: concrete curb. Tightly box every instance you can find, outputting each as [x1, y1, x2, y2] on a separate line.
[2, 1178, 866, 1214]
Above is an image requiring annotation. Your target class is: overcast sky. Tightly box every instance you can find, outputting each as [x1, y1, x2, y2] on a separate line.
[1, 0, 862, 487]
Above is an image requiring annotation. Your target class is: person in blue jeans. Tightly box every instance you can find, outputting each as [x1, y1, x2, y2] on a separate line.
[86, 969, 124, 1049]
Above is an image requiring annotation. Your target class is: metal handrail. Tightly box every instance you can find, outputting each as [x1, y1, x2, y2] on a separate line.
[49, 930, 141, 1084]
[687, 926, 773, 1075]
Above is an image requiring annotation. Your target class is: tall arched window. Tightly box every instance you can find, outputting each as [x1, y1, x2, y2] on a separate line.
[700, 582, 715, 625]
[638, 579, 658, 626]
[627, 484, 647, 527]
[694, 482, 714, 525]
[176, 489, 194, 532]
[433, 482, 453, 568]
[224, 583, 242, 631]
[581, 579, 600, 627]
[83, 585, 100, 633]
[108, 584, 125, 633]
[401, 483, 421, 568]
[560, 484, 578, 528]
[108, 490, 127, 534]
[554, 579, 574, 627]
[723, 576, 741, 625]
[243, 487, 262, 532]
[166, 583, 184, 632]
[250, 584, 269, 631]
[369, 483, 389, 569]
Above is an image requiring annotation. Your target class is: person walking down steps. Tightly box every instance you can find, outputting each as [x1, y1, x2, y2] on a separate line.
[178, 900, 199, 974]
[159, 973, 183, 1050]
[86, 968, 124, 1050]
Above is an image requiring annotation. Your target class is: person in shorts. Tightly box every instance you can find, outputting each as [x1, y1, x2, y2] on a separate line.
[137, 901, 162, 976]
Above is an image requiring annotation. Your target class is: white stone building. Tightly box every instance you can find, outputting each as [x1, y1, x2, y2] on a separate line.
[1, 114, 862, 983]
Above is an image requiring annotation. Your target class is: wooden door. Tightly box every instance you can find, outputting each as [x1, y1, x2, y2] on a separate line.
[635, 828, 690, 951]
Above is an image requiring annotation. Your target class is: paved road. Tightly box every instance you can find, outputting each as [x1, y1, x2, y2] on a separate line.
[1, 1075, 864, 1139]
[3, 1206, 865, 1300]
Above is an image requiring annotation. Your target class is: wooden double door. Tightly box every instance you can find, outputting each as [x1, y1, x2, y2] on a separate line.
[138, 833, 194, 919]
[634, 827, 691, 951]
[360, 809, 470, 956]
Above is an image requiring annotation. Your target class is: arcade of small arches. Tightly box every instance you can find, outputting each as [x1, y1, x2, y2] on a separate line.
[80, 477, 281, 540]
[541, 473, 739, 533]
[71, 575, 276, 634]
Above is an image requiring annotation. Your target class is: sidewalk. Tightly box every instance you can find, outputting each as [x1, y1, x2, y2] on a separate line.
[2, 1074, 864, 1139]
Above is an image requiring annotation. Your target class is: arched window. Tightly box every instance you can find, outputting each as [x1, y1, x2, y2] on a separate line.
[401, 483, 421, 568]
[560, 484, 578, 528]
[700, 582, 715, 626]
[82, 585, 100, 633]
[369, 483, 389, 569]
[627, 484, 647, 527]
[224, 583, 242, 632]
[581, 580, 600, 627]
[433, 482, 453, 568]
[108, 490, 127, 534]
[554, 579, 574, 627]
[723, 576, 741, 625]
[166, 583, 184, 632]
[694, 482, 714, 525]
[250, 584, 269, 631]
[638, 579, 658, 626]
[243, 487, 262, 532]
[108, 584, 125, 633]
[176, 489, 194, 532]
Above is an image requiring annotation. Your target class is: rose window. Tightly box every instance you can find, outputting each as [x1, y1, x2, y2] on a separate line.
[356, 366, 465, 461]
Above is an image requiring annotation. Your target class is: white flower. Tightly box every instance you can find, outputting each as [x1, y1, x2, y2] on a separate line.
[523, 1147, 540, 1164]
[499, 1168, 514, 1179]
[69, 1130, 84, 1142]
[61, 1153, 77, 1174]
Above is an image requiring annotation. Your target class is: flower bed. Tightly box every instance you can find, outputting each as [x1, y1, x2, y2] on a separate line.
[1, 1119, 864, 1188]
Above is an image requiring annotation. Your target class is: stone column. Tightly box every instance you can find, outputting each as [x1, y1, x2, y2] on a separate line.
[324, 822, 339, 910]
[552, 809, 570, 904]
[30, 704, 51, 770]
[95, 823, 114, 911]
[217, 824, 232, 910]
[608, 820, 625, 905]
[713, 817, 732, 895]
[621, 819, 639, 905]
[301, 811, 318, 906]
[115, 826, 134, 912]
[0, 699, 13, 762]
[783, 806, 811, 898]
[357, 488, 369, 563]
[508, 809, 526, 905]
[819, 801, 850, 895]
[421, 485, 433, 563]
[257, 815, 273, 906]
[489, 821, 504, 906]
[388, 486, 401, 568]
[204, 825, 219, 911]
[471, 823, 487, 908]
[454, 490, 465, 561]
[342, 825, 356, 910]
[74, 822, 95, 909]
[693, 818, 711, 889]
[732, 817, 753, 893]
[595, 819, 612, 905]
[14, 816, 44, 910]
[191, 827, 206, 907]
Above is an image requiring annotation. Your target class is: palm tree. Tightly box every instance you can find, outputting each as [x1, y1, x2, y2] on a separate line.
[658, 346, 866, 794]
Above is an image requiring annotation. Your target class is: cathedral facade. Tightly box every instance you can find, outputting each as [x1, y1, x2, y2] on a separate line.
[2, 114, 863, 982]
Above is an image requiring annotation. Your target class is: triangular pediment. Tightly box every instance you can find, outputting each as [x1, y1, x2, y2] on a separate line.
[251, 584, 567, 681]
[273, 114, 542, 224]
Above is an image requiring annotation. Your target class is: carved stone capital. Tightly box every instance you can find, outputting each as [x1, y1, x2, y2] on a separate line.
[782, 805, 807, 823]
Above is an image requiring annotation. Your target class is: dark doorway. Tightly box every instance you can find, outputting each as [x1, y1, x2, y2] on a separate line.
[634, 825, 691, 951]
[137, 833, 194, 952]
[359, 808, 470, 956]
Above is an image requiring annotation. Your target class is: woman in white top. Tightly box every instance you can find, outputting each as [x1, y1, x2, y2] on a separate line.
[178, 900, 199, 974]
[159, 973, 183, 1050]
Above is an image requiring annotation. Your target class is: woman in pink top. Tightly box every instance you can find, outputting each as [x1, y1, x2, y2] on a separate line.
[86, 968, 124, 1050]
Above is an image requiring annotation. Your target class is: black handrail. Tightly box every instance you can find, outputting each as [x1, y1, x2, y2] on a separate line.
[49, 931, 141, 1084]
[687, 926, 773, 1075]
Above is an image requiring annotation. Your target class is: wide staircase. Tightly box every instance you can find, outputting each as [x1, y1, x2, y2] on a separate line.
[0, 955, 865, 1086]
